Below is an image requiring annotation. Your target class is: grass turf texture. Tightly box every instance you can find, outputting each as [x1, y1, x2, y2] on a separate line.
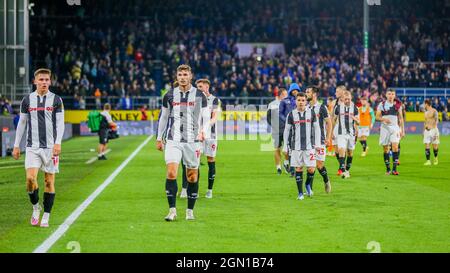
[0, 134, 448, 253]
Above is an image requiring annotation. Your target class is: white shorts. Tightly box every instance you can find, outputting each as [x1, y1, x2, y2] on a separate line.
[165, 140, 202, 169]
[314, 146, 326, 162]
[25, 147, 59, 174]
[203, 139, 218, 157]
[379, 125, 400, 146]
[337, 134, 356, 150]
[290, 149, 316, 168]
[423, 128, 440, 144]
[358, 127, 370, 137]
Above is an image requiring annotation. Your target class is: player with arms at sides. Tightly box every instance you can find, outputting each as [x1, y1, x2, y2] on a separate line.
[326, 97, 335, 156]
[197, 78, 221, 198]
[12, 68, 65, 227]
[330, 85, 346, 174]
[332, 91, 359, 179]
[267, 87, 288, 174]
[97, 103, 117, 160]
[156, 65, 210, 221]
[357, 97, 375, 157]
[306, 86, 332, 193]
[279, 83, 301, 176]
[376, 89, 405, 175]
[283, 93, 321, 200]
[423, 99, 440, 166]
[392, 97, 406, 165]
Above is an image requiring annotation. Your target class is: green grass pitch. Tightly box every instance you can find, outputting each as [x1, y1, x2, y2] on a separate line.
[0, 134, 448, 253]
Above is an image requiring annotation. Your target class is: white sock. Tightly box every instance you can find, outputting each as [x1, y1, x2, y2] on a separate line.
[276, 164, 281, 169]
[33, 203, 40, 210]
[284, 160, 289, 165]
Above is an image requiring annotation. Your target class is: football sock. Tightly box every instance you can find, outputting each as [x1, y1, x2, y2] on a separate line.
[187, 181, 199, 210]
[43, 192, 55, 213]
[393, 152, 399, 171]
[346, 156, 353, 171]
[306, 172, 314, 190]
[384, 153, 391, 171]
[360, 140, 367, 152]
[28, 188, 39, 206]
[425, 148, 431, 161]
[295, 171, 303, 194]
[433, 149, 438, 158]
[339, 157, 346, 172]
[318, 167, 329, 183]
[166, 179, 177, 208]
[208, 161, 216, 190]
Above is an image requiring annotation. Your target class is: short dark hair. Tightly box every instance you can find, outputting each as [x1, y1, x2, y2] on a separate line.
[424, 99, 431, 106]
[386, 88, 396, 93]
[307, 86, 320, 95]
[296, 92, 307, 98]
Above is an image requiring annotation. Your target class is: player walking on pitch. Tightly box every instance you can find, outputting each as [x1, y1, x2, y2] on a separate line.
[376, 89, 404, 175]
[306, 86, 332, 193]
[330, 86, 346, 174]
[12, 68, 65, 227]
[197, 79, 221, 198]
[283, 93, 321, 200]
[423, 100, 440, 165]
[332, 91, 359, 179]
[357, 97, 375, 157]
[156, 65, 210, 221]
[267, 88, 288, 174]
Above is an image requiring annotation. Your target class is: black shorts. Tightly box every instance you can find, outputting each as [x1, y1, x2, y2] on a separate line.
[99, 129, 109, 144]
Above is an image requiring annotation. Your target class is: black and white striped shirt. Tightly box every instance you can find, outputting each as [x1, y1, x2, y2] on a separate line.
[309, 102, 330, 146]
[206, 94, 221, 140]
[14, 91, 65, 149]
[157, 86, 210, 143]
[334, 103, 359, 136]
[283, 108, 321, 151]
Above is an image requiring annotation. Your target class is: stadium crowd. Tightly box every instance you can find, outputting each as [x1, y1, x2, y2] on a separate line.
[29, 0, 450, 112]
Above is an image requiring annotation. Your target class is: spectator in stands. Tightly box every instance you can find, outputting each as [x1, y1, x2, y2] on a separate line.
[120, 94, 133, 110]
[94, 88, 102, 109]
[29, 0, 450, 110]
[406, 101, 415, 112]
[1, 98, 13, 115]
[442, 107, 449, 121]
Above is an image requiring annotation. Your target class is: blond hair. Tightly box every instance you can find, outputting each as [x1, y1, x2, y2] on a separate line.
[34, 68, 52, 78]
[176, 64, 192, 73]
[195, 78, 211, 86]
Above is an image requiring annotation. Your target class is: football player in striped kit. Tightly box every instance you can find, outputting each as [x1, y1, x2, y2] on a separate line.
[156, 65, 210, 221]
[306, 86, 332, 193]
[332, 91, 359, 179]
[283, 93, 321, 200]
[12, 68, 65, 228]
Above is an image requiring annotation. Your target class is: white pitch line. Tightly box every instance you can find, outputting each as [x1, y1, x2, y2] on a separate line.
[33, 136, 153, 253]
[85, 149, 112, 164]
